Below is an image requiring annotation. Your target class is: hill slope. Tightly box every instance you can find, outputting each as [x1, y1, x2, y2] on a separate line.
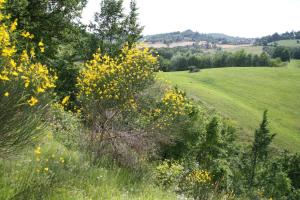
[270, 39, 300, 47]
[159, 61, 300, 152]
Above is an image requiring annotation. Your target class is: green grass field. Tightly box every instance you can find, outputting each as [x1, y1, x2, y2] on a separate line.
[159, 60, 300, 152]
[270, 39, 300, 47]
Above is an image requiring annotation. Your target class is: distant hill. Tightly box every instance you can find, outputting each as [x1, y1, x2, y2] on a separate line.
[143, 30, 254, 45]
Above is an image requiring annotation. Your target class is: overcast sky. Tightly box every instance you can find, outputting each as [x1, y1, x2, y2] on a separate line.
[81, 0, 300, 38]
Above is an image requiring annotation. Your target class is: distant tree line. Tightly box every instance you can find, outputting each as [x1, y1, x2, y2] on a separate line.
[255, 31, 300, 45]
[158, 49, 278, 72]
[263, 46, 300, 62]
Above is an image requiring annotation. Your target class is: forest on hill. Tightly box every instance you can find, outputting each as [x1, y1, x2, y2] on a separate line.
[143, 29, 254, 45]
[144, 30, 300, 47]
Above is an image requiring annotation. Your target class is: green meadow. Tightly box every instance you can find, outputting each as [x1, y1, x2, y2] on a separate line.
[159, 60, 300, 152]
[270, 39, 300, 47]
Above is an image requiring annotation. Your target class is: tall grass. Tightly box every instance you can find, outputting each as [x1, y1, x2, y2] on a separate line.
[0, 108, 176, 200]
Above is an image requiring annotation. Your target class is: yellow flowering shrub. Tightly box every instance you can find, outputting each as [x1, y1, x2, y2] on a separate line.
[154, 160, 215, 199]
[0, 0, 56, 106]
[180, 169, 214, 199]
[186, 169, 211, 184]
[0, 0, 56, 156]
[154, 160, 184, 188]
[161, 87, 193, 116]
[146, 87, 195, 130]
[77, 46, 158, 110]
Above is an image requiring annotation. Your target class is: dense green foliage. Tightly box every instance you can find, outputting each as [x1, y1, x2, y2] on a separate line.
[5, 0, 87, 60]
[158, 49, 277, 71]
[155, 110, 300, 199]
[272, 46, 291, 62]
[263, 45, 300, 61]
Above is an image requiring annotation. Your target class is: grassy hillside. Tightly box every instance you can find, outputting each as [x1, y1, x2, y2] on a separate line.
[270, 39, 300, 47]
[159, 60, 300, 152]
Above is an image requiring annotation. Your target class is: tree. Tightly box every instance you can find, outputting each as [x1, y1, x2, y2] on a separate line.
[292, 47, 300, 59]
[258, 52, 270, 66]
[272, 46, 291, 62]
[5, 0, 88, 102]
[249, 110, 276, 187]
[5, 0, 87, 60]
[194, 117, 238, 190]
[91, 0, 143, 56]
[91, 0, 125, 56]
[124, 0, 144, 48]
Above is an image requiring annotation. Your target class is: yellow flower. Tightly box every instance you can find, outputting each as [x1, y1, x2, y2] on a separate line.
[10, 19, 17, 32]
[12, 71, 18, 76]
[59, 157, 65, 164]
[37, 87, 45, 93]
[38, 40, 44, 47]
[4, 92, 9, 97]
[0, 0, 7, 9]
[20, 31, 34, 39]
[28, 34, 34, 39]
[2, 46, 16, 57]
[0, 75, 9, 81]
[9, 59, 16, 68]
[34, 146, 41, 155]
[61, 95, 70, 105]
[38, 40, 45, 52]
[186, 169, 211, 184]
[30, 48, 35, 58]
[21, 31, 30, 38]
[28, 96, 38, 106]
[24, 80, 30, 88]
[44, 167, 49, 172]
[20, 50, 29, 62]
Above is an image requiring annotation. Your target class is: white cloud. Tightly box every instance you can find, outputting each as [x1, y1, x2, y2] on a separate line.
[81, 0, 300, 37]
